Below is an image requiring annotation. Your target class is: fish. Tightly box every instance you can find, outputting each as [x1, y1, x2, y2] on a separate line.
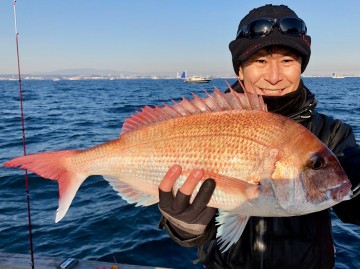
[3, 85, 352, 251]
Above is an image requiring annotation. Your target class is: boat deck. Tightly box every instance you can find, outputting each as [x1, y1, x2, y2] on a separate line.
[0, 253, 173, 269]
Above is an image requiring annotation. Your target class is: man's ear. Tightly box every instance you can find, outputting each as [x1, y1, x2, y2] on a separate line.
[238, 65, 244, 80]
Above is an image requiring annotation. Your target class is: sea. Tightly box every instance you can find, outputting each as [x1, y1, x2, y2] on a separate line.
[0, 77, 359, 269]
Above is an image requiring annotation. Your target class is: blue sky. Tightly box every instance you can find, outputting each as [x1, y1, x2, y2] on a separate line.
[0, 0, 359, 76]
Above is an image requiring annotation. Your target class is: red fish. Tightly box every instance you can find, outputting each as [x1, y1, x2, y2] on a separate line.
[4, 87, 352, 250]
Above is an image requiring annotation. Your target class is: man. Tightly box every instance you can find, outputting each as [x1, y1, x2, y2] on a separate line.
[158, 4, 360, 268]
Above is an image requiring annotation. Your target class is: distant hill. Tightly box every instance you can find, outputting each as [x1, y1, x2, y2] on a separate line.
[35, 68, 186, 77]
[0, 68, 236, 79]
[37, 68, 127, 76]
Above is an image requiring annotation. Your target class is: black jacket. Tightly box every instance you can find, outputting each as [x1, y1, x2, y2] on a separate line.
[165, 81, 360, 269]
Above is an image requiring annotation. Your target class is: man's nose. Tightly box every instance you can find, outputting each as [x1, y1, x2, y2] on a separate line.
[264, 62, 283, 84]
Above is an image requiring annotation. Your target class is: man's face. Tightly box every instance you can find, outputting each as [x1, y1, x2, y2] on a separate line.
[238, 47, 302, 96]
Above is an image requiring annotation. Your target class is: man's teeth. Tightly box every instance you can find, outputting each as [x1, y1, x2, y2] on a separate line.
[262, 89, 282, 95]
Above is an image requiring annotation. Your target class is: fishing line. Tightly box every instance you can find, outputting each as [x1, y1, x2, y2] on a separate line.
[13, 1, 35, 268]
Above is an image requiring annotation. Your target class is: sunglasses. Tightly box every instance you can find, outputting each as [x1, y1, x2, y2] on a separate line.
[236, 17, 307, 39]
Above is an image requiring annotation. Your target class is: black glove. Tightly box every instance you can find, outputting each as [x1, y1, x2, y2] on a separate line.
[158, 178, 216, 239]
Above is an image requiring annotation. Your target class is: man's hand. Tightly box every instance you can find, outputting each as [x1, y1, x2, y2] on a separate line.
[158, 165, 216, 239]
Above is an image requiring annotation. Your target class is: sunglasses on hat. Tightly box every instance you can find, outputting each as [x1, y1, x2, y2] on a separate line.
[236, 17, 307, 39]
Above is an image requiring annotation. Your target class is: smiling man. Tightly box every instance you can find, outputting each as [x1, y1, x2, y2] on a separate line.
[158, 4, 360, 269]
[238, 46, 302, 96]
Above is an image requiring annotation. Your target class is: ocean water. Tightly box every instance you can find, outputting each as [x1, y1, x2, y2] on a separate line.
[0, 78, 359, 269]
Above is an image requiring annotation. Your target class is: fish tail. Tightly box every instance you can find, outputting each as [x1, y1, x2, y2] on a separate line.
[3, 150, 85, 223]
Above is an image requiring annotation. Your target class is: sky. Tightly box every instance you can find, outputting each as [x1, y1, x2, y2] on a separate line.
[0, 0, 359, 77]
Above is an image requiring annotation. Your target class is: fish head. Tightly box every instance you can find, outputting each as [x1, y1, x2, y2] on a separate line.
[301, 149, 352, 203]
[269, 129, 352, 215]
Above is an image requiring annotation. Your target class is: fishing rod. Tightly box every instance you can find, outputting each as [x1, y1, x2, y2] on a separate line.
[13, 1, 35, 268]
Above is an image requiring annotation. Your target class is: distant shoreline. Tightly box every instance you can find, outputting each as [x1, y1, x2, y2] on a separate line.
[0, 74, 359, 81]
[0, 74, 234, 81]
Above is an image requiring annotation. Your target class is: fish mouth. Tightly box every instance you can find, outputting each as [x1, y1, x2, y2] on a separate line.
[326, 180, 352, 201]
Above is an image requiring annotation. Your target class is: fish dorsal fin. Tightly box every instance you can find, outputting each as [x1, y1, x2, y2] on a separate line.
[121, 83, 267, 134]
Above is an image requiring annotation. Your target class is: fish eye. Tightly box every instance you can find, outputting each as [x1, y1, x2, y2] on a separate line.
[309, 154, 327, 170]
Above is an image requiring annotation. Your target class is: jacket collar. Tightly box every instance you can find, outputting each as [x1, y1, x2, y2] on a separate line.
[287, 85, 317, 122]
[227, 79, 317, 122]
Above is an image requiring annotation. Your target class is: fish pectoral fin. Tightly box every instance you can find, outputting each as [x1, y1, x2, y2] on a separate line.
[104, 176, 158, 206]
[203, 170, 260, 200]
[216, 210, 249, 252]
[270, 177, 298, 211]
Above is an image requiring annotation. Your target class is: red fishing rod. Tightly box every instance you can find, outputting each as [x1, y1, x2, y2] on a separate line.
[13, 1, 35, 268]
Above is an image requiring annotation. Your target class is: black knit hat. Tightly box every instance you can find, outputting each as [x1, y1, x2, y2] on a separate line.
[229, 4, 311, 74]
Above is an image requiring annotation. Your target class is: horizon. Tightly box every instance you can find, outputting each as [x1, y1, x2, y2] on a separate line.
[1, 67, 359, 78]
[1, 69, 359, 80]
[1, 1, 359, 77]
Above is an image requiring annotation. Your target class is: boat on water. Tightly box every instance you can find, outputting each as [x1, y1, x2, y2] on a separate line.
[0, 252, 172, 269]
[180, 71, 212, 83]
[184, 75, 212, 83]
[332, 73, 346, 79]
